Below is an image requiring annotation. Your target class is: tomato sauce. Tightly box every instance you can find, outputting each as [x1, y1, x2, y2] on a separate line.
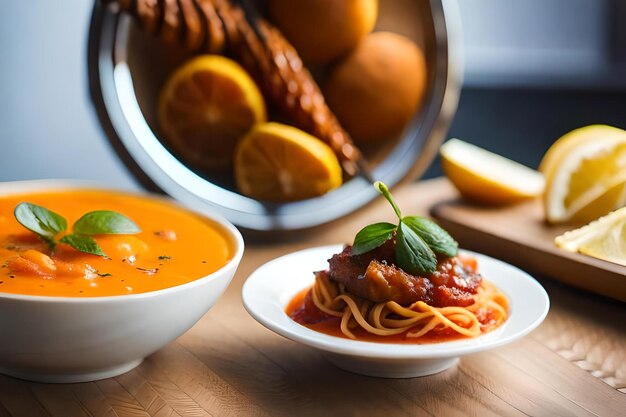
[286, 287, 478, 344]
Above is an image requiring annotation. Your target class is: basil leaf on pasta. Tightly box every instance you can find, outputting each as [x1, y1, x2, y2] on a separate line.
[351, 222, 396, 255]
[402, 216, 458, 257]
[396, 221, 437, 276]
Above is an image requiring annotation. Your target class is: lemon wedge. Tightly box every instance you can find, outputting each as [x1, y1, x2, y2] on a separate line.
[440, 139, 545, 205]
[555, 207, 626, 266]
[540, 125, 626, 224]
[234, 122, 342, 201]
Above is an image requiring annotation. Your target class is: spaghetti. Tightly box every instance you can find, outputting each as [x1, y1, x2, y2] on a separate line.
[290, 261, 509, 342]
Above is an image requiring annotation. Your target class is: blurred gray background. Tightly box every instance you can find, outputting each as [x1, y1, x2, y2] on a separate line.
[2, 0, 626, 186]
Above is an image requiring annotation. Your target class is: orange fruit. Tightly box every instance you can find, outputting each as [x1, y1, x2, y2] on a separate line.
[158, 55, 266, 172]
[234, 122, 342, 201]
[268, 0, 378, 65]
[324, 32, 427, 144]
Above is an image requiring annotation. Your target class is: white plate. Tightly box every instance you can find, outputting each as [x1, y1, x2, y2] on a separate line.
[242, 245, 549, 378]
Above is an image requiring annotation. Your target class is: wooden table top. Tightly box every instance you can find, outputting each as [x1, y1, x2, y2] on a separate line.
[0, 179, 624, 417]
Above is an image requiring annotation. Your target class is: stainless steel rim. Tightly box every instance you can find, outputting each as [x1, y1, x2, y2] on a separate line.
[87, 0, 463, 231]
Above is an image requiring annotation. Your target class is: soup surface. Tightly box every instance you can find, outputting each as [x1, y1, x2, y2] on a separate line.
[0, 189, 233, 297]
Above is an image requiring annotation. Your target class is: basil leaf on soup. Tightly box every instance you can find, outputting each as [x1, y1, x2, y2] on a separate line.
[73, 210, 141, 235]
[351, 222, 397, 255]
[60, 234, 107, 257]
[402, 216, 458, 257]
[395, 221, 437, 276]
[14, 202, 67, 244]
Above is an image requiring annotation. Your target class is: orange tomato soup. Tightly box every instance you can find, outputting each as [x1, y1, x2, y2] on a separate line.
[0, 190, 233, 297]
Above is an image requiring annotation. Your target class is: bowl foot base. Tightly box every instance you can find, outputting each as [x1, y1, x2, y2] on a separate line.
[325, 354, 459, 378]
[0, 359, 143, 383]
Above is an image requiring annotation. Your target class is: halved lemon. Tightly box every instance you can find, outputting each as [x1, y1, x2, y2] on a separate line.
[555, 207, 626, 266]
[159, 55, 266, 172]
[540, 125, 626, 224]
[234, 122, 342, 202]
[440, 139, 545, 205]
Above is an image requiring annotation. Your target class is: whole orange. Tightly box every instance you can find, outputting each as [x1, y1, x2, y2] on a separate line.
[268, 0, 378, 65]
[324, 32, 428, 145]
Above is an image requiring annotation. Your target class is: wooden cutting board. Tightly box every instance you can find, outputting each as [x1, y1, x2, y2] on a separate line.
[430, 189, 626, 302]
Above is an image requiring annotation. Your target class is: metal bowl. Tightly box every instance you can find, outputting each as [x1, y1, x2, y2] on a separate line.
[88, 0, 462, 231]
